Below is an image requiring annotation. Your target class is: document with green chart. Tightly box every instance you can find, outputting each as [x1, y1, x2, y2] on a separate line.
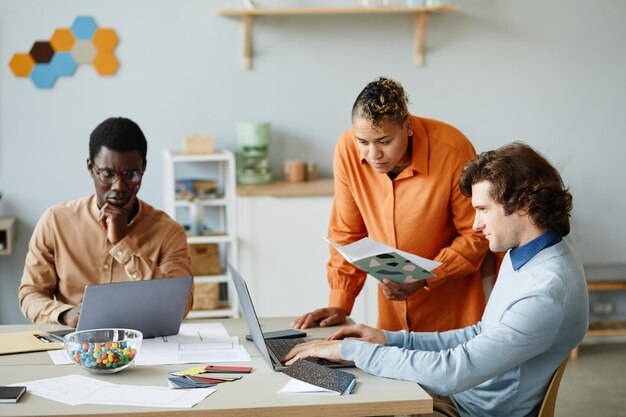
[324, 236, 441, 284]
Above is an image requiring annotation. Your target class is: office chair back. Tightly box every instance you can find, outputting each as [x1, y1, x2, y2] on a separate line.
[537, 356, 570, 417]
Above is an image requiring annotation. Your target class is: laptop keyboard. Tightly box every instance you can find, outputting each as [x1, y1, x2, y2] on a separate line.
[266, 338, 336, 366]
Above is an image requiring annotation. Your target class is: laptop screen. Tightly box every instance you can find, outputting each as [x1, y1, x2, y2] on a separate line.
[228, 264, 279, 369]
[77, 276, 192, 338]
[228, 264, 354, 371]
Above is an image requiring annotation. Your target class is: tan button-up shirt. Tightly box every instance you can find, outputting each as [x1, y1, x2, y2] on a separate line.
[19, 195, 193, 324]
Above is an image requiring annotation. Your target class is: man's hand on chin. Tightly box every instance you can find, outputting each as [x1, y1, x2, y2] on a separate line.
[98, 187, 138, 244]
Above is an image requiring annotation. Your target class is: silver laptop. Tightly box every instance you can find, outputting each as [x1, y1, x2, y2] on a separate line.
[228, 263, 353, 371]
[77, 277, 192, 339]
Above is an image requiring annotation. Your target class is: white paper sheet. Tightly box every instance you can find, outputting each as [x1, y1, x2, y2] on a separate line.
[324, 236, 441, 271]
[10, 374, 215, 408]
[135, 323, 251, 365]
[278, 378, 339, 396]
[48, 348, 73, 365]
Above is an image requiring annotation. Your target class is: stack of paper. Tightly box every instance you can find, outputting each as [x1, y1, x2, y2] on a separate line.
[136, 323, 251, 366]
[168, 364, 252, 389]
[279, 359, 356, 395]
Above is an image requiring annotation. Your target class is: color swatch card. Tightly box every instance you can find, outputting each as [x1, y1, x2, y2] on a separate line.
[168, 364, 251, 389]
[282, 359, 356, 395]
[204, 365, 252, 373]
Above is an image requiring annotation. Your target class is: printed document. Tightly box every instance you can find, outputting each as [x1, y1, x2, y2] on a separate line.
[10, 374, 215, 408]
[136, 322, 251, 365]
[324, 236, 441, 284]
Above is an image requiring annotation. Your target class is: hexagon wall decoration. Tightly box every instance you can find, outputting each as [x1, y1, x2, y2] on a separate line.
[8, 16, 119, 89]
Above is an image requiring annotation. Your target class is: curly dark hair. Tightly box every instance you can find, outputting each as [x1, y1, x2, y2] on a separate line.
[89, 117, 147, 166]
[351, 77, 409, 128]
[459, 142, 573, 236]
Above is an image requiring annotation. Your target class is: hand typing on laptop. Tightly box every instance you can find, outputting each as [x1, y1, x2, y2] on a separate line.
[60, 303, 81, 327]
[283, 324, 387, 366]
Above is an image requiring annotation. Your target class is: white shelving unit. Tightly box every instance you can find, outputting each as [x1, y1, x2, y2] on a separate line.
[163, 149, 239, 319]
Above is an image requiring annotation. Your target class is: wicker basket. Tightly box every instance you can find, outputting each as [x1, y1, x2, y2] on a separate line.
[193, 282, 220, 310]
[189, 243, 221, 276]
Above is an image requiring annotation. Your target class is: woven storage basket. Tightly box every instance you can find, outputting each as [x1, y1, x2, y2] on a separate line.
[189, 243, 221, 276]
[193, 282, 220, 310]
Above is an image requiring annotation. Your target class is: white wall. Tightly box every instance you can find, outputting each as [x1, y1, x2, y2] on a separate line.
[1, 0, 625, 324]
[237, 195, 381, 326]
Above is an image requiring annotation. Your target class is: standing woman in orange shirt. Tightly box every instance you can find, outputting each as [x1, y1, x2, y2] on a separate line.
[293, 77, 489, 332]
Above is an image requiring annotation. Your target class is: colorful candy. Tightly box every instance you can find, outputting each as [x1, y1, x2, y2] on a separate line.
[69, 341, 137, 370]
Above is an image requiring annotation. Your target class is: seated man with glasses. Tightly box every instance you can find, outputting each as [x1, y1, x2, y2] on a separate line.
[19, 117, 193, 327]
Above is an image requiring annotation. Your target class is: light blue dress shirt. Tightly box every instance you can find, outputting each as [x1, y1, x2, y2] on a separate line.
[510, 230, 561, 271]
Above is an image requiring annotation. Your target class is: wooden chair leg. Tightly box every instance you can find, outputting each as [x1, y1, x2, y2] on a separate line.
[570, 346, 579, 360]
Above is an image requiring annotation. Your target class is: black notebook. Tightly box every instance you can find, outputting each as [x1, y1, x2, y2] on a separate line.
[283, 359, 357, 394]
[0, 386, 26, 403]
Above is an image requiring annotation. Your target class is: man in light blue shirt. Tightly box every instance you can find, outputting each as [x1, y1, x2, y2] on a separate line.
[285, 142, 589, 417]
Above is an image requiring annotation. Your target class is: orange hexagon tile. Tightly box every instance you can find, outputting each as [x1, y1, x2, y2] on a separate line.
[93, 51, 119, 75]
[93, 28, 118, 51]
[9, 53, 35, 77]
[50, 29, 76, 52]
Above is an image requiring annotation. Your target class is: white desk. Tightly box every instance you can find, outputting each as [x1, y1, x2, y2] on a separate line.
[0, 318, 432, 416]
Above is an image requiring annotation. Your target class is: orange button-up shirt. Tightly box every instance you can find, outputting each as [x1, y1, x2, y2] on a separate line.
[19, 195, 194, 324]
[328, 115, 489, 332]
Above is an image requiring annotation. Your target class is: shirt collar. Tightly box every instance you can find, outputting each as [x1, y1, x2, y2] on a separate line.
[407, 115, 429, 176]
[510, 230, 562, 271]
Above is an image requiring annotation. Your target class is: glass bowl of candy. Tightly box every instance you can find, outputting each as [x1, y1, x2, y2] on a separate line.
[65, 328, 142, 374]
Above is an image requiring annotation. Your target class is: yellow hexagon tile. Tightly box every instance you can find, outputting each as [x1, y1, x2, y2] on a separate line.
[71, 39, 97, 64]
[9, 53, 35, 77]
[50, 28, 76, 52]
[93, 28, 118, 51]
[93, 51, 119, 75]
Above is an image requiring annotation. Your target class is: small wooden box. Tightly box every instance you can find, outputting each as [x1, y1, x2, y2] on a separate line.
[184, 134, 214, 154]
[193, 282, 220, 310]
[189, 243, 221, 276]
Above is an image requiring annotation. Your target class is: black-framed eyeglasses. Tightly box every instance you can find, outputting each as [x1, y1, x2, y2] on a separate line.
[91, 163, 143, 185]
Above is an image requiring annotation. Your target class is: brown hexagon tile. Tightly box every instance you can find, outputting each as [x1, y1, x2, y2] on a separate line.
[93, 51, 119, 75]
[50, 28, 76, 52]
[71, 39, 97, 64]
[93, 28, 118, 51]
[30, 41, 55, 63]
[9, 53, 35, 77]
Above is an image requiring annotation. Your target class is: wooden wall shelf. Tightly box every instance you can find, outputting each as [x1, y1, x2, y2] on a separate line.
[217, 5, 461, 69]
[237, 178, 334, 197]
